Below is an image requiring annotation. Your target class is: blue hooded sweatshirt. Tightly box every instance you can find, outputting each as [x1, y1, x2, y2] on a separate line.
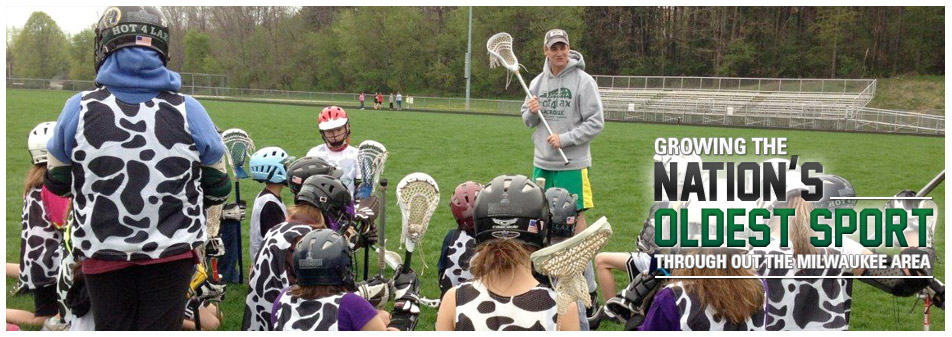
[48, 47, 224, 166]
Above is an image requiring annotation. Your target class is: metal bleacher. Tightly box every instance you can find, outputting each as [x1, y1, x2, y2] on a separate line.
[594, 75, 943, 136]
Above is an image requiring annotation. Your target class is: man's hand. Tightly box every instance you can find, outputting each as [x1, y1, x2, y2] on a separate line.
[527, 96, 541, 114]
[547, 133, 562, 149]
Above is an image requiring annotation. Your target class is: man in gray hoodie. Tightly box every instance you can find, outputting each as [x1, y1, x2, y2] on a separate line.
[522, 28, 605, 329]
[522, 28, 604, 225]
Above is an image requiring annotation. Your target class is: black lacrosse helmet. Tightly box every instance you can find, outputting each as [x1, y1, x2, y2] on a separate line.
[292, 229, 356, 288]
[296, 175, 352, 227]
[545, 187, 578, 238]
[812, 174, 857, 209]
[473, 175, 549, 248]
[94, 6, 170, 72]
[287, 156, 342, 195]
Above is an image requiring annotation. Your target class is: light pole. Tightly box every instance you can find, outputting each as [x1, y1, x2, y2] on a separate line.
[465, 6, 472, 111]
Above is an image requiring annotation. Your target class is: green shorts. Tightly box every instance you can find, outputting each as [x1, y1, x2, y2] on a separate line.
[532, 166, 594, 211]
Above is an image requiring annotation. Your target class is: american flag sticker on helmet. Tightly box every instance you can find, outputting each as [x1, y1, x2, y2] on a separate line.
[136, 36, 152, 46]
[528, 219, 538, 233]
[566, 216, 576, 225]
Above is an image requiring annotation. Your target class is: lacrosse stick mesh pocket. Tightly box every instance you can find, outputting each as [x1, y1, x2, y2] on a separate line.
[531, 217, 613, 315]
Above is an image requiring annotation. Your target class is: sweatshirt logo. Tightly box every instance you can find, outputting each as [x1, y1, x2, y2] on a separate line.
[540, 88, 572, 100]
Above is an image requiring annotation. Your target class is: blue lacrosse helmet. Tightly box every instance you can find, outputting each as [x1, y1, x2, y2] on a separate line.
[249, 146, 292, 184]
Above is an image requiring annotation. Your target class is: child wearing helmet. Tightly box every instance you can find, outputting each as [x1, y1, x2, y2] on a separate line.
[271, 229, 393, 331]
[6, 122, 68, 328]
[243, 175, 351, 330]
[436, 181, 482, 296]
[436, 175, 580, 331]
[248, 146, 294, 261]
[306, 106, 362, 199]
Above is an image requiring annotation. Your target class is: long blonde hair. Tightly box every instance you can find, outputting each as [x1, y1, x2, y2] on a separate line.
[23, 164, 46, 196]
[288, 204, 326, 228]
[671, 250, 764, 324]
[778, 195, 818, 255]
[470, 239, 534, 284]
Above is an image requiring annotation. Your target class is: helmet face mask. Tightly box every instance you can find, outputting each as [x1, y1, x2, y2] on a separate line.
[473, 175, 549, 248]
[94, 6, 170, 72]
[293, 229, 355, 288]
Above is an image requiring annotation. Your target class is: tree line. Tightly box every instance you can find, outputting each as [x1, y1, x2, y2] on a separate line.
[7, 7, 944, 99]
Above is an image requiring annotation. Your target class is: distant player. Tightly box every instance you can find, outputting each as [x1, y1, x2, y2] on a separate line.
[306, 106, 362, 199]
[436, 181, 481, 296]
[248, 146, 293, 261]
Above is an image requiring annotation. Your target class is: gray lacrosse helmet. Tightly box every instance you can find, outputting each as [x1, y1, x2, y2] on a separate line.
[813, 174, 857, 209]
[473, 175, 550, 248]
[545, 187, 578, 239]
[287, 156, 343, 195]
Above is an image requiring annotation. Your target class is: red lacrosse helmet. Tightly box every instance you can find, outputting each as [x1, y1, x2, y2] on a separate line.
[317, 106, 351, 151]
[450, 181, 482, 233]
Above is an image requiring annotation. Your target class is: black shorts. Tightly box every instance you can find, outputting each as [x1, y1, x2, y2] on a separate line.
[34, 284, 59, 317]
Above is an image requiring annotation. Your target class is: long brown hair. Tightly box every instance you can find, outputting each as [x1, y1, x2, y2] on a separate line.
[23, 164, 46, 196]
[671, 250, 764, 324]
[288, 284, 347, 299]
[470, 239, 534, 283]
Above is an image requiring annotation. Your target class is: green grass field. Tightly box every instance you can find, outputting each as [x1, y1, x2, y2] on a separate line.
[5, 88, 945, 330]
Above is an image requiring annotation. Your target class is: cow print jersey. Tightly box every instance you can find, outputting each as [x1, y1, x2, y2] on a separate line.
[453, 280, 559, 331]
[273, 293, 345, 331]
[665, 281, 767, 331]
[749, 242, 856, 330]
[69, 87, 205, 261]
[439, 229, 475, 295]
[19, 187, 63, 289]
[55, 248, 76, 322]
[243, 222, 314, 331]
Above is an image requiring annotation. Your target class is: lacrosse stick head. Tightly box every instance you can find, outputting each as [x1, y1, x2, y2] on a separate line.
[487, 32, 521, 73]
[221, 128, 255, 179]
[396, 173, 440, 252]
[357, 140, 390, 195]
[531, 216, 613, 315]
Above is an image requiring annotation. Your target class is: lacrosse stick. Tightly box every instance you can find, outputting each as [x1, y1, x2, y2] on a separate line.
[221, 128, 254, 282]
[357, 140, 389, 279]
[487, 32, 569, 166]
[396, 173, 440, 274]
[531, 216, 613, 315]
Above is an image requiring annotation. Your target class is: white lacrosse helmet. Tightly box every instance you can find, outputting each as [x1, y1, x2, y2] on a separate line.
[28, 121, 57, 165]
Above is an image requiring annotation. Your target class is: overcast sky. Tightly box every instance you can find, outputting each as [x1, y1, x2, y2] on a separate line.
[7, 6, 105, 36]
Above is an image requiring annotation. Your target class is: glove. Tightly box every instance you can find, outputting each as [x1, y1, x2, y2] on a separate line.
[357, 276, 393, 308]
[221, 202, 246, 221]
[393, 268, 420, 300]
[354, 196, 379, 223]
[205, 237, 225, 257]
[928, 279, 945, 309]
[192, 279, 226, 303]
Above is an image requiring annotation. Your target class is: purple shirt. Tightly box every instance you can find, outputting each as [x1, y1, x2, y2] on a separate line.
[338, 292, 378, 331]
[638, 287, 681, 331]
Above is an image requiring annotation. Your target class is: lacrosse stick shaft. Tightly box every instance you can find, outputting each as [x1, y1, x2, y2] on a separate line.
[378, 179, 388, 277]
[235, 180, 244, 282]
[916, 170, 944, 197]
[402, 250, 413, 274]
[923, 294, 931, 331]
[515, 72, 570, 166]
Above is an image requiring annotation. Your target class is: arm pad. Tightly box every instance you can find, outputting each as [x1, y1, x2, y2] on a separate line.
[201, 166, 232, 207]
[44, 165, 72, 197]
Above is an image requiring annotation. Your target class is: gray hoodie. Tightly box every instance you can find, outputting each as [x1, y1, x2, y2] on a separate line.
[521, 50, 605, 170]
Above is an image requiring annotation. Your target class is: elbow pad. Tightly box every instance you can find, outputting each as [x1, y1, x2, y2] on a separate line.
[860, 247, 935, 297]
[201, 166, 232, 206]
[44, 165, 72, 197]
